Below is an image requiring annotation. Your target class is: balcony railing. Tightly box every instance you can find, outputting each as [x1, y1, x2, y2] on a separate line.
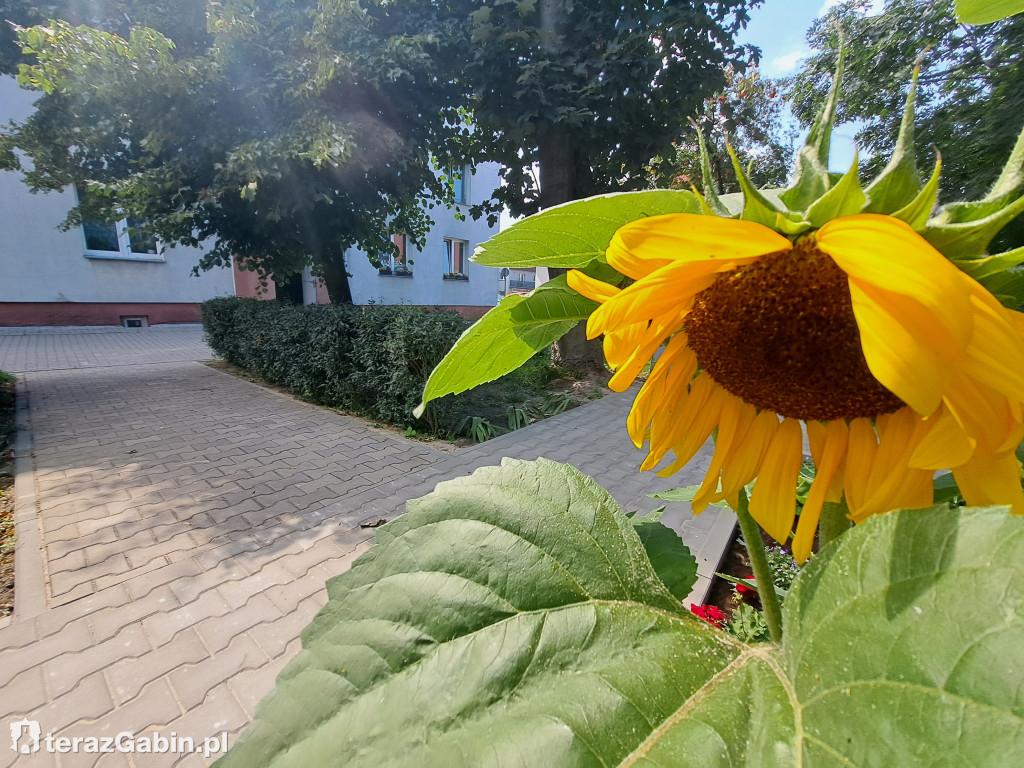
[508, 278, 535, 291]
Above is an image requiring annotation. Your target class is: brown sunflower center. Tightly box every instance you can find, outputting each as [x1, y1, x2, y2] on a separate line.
[685, 239, 904, 422]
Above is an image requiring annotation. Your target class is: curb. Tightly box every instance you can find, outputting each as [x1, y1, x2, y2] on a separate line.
[12, 374, 48, 621]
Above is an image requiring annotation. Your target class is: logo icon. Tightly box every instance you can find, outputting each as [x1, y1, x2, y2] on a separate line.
[10, 719, 41, 754]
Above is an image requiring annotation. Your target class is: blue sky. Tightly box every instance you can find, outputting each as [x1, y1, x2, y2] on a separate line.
[737, 0, 886, 170]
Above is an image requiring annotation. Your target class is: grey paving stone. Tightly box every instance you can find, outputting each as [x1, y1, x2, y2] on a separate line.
[4, 325, 735, 766]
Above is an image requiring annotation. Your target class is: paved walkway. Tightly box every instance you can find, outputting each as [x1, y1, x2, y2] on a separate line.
[0, 326, 732, 767]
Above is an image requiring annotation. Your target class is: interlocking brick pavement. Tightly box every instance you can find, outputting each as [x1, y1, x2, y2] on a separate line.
[0, 326, 733, 766]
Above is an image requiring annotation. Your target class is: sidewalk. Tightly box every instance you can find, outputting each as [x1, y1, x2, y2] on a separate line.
[0, 326, 732, 766]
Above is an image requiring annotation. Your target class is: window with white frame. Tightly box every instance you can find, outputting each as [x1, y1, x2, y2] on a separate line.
[380, 234, 412, 274]
[77, 185, 161, 261]
[444, 237, 468, 275]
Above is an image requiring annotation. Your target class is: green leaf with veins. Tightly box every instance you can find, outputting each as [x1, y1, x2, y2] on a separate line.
[216, 459, 1024, 768]
[472, 190, 701, 269]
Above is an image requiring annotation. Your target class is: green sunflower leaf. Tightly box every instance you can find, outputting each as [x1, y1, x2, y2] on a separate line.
[413, 273, 604, 417]
[864, 67, 923, 215]
[983, 119, 1024, 203]
[472, 190, 700, 269]
[692, 119, 731, 218]
[779, 145, 831, 213]
[727, 145, 811, 236]
[806, 150, 867, 227]
[976, 265, 1024, 308]
[956, 0, 1024, 25]
[648, 484, 729, 508]
[923, 193, 1024, 259]
[952, 245, 1024, 280]
[630, 511, 698, 601]
[891, 153, 941, 230]
[780, 43, 845, 213]
[217, 459, 1024, 768]
[923, 121, 1024, 256]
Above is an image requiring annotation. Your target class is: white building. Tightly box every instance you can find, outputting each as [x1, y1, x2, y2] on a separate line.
[0, 77, 501, 326]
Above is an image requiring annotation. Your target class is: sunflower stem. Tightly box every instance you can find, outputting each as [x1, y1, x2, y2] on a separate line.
[818, 499, 852, 551]
[734, 489, 784, 643]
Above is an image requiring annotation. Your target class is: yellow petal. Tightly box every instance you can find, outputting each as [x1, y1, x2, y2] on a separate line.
[846, 280, 958, 415]
[603, 317, 650, 368]
[719, 408, 779, 498]
[643, 369, 712, 471]
[855, 408, 928, 521]
[608, 213, 792, 280]
[909, 405, 977, 469]
[691, 398, 757, 514]
[944, 369, 1024, 454]
[627, 336, 695, 447]
[658, 382, 730, 477]
[608, 312, 682, 392]
[749, 417, 803, 543]
[960, 287, 1024, 404]
[567, 270, 620, 303]
[817, 214, 973, 345]
[793, 419, 848, 564]
[843, 418, 878, 515]
[952, 451, 1024, 515]
[586, 258, 721, 339]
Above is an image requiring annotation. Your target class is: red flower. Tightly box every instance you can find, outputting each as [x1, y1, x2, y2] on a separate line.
[736, 576, 756, 596]
[689, 603, 727, 628]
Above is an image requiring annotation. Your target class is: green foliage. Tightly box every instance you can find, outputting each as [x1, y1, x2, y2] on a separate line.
[457, 415, 502, 443]
[216, 459, 1024, 767]
[505, 405, 530, 431]
[651, 66, 797, 195]
[414, 275, 598, 417]
[359, 0, 763, 218]
[473, 190, 701, 269]
[1, 0, 468, 299]
[763, 544, 801, 592]
[957, 0, 1024, 24]
[787, 0, 1024, 249]
[629, 507, 698, 602]
[726, 603, 771, 644]
[201, 298, 468, 434]
[538, 391, 572, 416]
[650, 484, 731, 509]
[202, 298, 562, 437]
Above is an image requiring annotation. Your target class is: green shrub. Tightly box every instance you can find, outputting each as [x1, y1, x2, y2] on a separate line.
[201, 298, 481, 435]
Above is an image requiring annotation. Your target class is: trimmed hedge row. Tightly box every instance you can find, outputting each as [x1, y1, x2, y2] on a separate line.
[201, 298, 468, 433]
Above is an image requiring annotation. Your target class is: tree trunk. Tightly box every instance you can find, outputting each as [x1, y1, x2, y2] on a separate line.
[319, 255, 353, 304]
[537, 0, 606, 372]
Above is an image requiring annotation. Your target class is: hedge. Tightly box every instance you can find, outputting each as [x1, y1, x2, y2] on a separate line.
[201, 298, 469, 434]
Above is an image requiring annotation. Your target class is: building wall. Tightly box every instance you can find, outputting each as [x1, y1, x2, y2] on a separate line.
[0, 77, 236, 325]
[347, 162, 503, 309]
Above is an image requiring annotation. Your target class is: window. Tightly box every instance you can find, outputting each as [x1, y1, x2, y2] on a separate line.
[444, 237, 468, 276]
[379, 234, 412, 275]
[77, 185, 161, 261]
[450, 165, 469, 204]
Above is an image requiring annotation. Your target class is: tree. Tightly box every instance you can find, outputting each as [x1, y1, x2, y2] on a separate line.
[787, 0, 1024, 245]
[650, 65, 796, 196]
[0, 0, 469, 301]
[330, 0, 762, 365]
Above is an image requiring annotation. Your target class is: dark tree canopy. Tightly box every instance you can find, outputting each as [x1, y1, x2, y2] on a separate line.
[345, 0, 763, 219]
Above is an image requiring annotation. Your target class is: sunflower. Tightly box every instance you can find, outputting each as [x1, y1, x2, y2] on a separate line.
[568, 212, 1024, 563]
